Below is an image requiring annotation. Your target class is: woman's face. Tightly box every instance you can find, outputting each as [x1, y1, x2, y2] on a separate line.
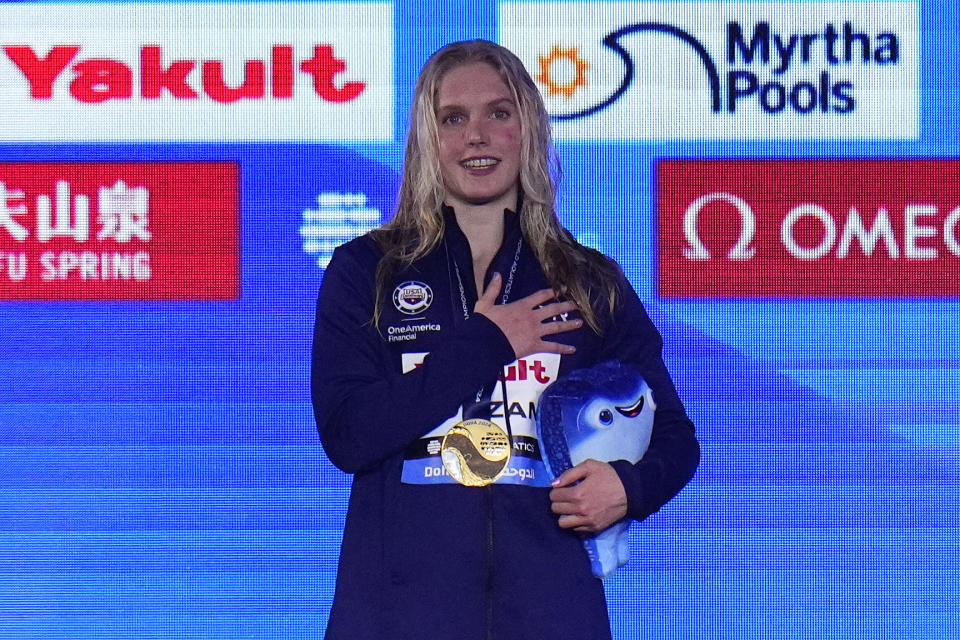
[434, 62, 523, 213]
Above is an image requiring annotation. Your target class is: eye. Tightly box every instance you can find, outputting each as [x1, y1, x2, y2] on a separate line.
[598, 409, 613, 426]
[441, 112, 464, 126]
[492, 109, 511, 120]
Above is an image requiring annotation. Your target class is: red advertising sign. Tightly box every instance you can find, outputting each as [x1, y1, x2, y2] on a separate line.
[0, 4, 393, 141]
[658, 159, 960, 297]
[0, 162, 238, 300]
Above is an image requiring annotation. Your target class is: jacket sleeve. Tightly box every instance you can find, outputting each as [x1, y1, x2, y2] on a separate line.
[599, 266, 700, 522]
[311, 241, 516, 474]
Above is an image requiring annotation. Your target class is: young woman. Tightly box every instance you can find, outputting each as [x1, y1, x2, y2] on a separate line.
[312, 40, 699, 640]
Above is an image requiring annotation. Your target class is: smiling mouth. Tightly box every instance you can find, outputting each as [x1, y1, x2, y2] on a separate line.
[461, 158, 499, 169]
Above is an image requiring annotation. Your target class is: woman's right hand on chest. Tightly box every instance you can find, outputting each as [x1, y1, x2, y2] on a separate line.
[473, 272, 582, 359]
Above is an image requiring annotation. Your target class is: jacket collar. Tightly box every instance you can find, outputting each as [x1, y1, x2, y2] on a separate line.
[441, 203, 525, 297]
[441, 203, 523, 252]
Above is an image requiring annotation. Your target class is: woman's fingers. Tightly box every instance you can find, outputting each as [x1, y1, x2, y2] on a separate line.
[539, 318, 582, 337]
[474, 286, 582, 358]
[477, 272, 502, 307]
[537, 338, 577, 355]
[533, 300, 578, 322]
[519, 287, 559, 308]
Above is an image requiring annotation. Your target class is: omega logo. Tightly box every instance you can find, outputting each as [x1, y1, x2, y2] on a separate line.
[681, 191, 960, 262]
[682, 192, 756, 261]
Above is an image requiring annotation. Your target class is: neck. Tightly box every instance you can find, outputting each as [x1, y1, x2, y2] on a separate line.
[458, 204, 503, 253]
[451, 203, 506, 293]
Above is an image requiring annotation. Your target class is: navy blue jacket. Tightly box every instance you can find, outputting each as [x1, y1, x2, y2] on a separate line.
[312, 208, 699, 639]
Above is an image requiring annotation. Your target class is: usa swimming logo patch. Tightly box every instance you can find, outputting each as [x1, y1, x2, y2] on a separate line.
[393, 281, 433, 315]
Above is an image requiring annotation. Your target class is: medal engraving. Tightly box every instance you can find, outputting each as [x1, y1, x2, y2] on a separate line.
[441, 419, 511, 486]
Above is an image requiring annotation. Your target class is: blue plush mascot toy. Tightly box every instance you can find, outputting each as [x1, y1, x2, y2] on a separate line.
[536, 360, 655, 578]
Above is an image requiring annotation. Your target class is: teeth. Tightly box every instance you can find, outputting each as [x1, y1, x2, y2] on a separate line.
[462, 158, 497, 168]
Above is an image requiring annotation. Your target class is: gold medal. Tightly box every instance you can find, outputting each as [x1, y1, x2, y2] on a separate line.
[441, 418, 511, 487]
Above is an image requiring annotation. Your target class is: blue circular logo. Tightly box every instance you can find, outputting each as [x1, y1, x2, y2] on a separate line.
[393, 281, 433, 315]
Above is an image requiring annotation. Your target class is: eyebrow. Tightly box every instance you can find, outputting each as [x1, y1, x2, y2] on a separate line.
[436, 96, 516, 112]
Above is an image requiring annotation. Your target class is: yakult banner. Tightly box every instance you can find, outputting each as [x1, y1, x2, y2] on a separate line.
[499, 1, 919, 140]
[657, 159, 960, 297]
[0, 2, 393, 141]
[0, 162, 238, 299]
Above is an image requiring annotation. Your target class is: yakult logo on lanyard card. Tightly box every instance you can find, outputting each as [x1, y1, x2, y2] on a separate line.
[0, 2, 393, 141]
[399, 351, 562, 487]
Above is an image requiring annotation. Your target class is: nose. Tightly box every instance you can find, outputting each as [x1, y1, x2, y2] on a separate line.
[465, 118, 489, 146]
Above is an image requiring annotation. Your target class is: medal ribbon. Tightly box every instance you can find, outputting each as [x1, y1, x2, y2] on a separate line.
[450, 236, 523, 419]
[443, 236, 523, 485]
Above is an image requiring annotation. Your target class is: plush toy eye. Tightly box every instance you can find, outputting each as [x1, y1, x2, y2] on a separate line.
[598, 409, 613, 425]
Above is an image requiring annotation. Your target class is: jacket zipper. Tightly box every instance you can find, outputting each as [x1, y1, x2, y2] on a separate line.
[485, 485, 495, 640]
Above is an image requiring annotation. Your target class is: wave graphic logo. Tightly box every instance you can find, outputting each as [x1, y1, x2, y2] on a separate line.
[500, 1, 918, 140]
[299, 192, 381, 269]
[538, 24, 721, 121]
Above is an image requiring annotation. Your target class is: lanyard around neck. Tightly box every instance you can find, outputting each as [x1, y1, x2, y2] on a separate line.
[451, 236, 523, 320]
[446, 235, 524, 436]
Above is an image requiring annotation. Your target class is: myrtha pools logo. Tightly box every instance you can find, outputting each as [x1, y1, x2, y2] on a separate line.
[500, 1, 918, 139]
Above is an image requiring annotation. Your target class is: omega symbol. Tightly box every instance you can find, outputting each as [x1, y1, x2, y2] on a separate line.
[682, 192, 756, 261]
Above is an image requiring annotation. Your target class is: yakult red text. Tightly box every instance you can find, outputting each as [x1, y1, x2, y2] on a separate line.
[3, 45, 363, 104]
[0, 3, 393, 141]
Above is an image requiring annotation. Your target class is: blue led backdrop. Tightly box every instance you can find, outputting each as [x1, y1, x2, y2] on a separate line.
[0, 1, 957, 638]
